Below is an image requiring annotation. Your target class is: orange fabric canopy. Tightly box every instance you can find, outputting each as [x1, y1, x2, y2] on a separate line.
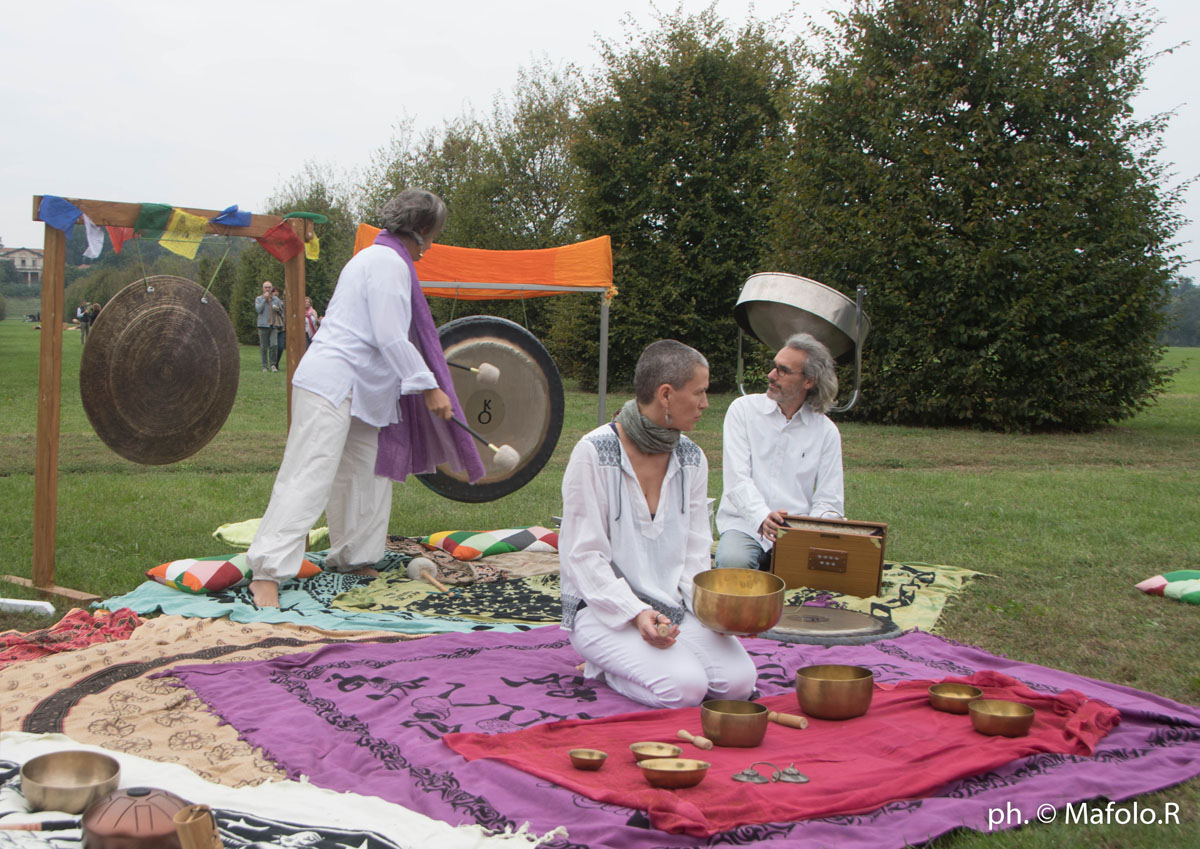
[353, 224, 614, 300]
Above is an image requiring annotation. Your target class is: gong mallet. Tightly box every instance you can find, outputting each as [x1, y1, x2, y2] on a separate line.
[407, 556, 449, 593]
[448, 360, 500, 386]
[676, 729, 714, 750]
[768, 711, 809, 729]
[449, 416, 521, 472]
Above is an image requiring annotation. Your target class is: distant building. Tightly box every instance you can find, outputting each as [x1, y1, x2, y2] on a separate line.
[0, 247, 44, 285]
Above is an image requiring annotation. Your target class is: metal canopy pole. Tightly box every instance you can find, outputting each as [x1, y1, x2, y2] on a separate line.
[598, 293, 610, 425]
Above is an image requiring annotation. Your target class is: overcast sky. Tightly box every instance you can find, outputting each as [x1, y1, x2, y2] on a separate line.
[1, 0, 1196, 274]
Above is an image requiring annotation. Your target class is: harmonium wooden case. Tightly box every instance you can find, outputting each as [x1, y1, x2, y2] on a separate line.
[770, 516, 888, 598]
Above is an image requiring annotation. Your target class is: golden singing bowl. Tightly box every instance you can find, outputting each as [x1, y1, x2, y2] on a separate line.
[796, 664, 874, 720]
[638, 758, 711, 789]
[630, 742, 683, 762]
[701, 699, 768, 747]
[567, 748, 608, 770]
[20, 750, 121, 814]
[969, 699, 1035, 737]
[693, 569, 785, 635]
[928, 683, 983, 714]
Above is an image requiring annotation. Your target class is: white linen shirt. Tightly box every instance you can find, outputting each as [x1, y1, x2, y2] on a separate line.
[292, 244, 437, 428]
[716, 393, 844, 552]
[559, 424, 712, 631]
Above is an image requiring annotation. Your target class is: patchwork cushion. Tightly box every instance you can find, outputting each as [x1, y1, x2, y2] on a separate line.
[146, 553, 320, 594]
[1135, 570, 1200, 606]
[422, 526, 559, 561]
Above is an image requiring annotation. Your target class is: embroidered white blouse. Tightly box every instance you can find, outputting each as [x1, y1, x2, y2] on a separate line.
[559, 424, 712, 631]
[292, 245, 437, 428]
[716, 393, 844, 552]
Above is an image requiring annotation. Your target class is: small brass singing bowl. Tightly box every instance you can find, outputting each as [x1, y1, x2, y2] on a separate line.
[638, 757, 711, 789]
[701, 699, 768, 747]
[568, 748, 608, 770]
[795, 664, 874, 720]
[692, 569, 785, 636]
[928, 683, 983, 714]
[630, 742, 683, 762]
[20, 750, 121, 814]
[969, 699, 1035, 737]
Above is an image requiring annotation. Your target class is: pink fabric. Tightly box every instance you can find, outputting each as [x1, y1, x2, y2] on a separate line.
[1135, 576, 1167, 594]
[444, 670, 1120, 837]
[0, 608, 142, 670]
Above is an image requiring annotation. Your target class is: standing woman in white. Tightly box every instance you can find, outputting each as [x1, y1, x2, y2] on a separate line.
[246, 190, 482, 608]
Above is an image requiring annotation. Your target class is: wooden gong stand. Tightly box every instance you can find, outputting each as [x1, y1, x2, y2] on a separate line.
[2, 196, 314, 602]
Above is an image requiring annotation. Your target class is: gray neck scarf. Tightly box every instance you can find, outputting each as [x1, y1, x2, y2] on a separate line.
[616, 399, 679, 455]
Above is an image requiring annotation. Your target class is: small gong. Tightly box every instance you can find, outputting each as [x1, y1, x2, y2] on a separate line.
[419, 315, 564, 503]
[80, 276, 239, 465]
[762, 607, 900, 646]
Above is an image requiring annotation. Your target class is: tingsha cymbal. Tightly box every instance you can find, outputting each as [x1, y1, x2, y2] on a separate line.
[80, 275, 239, 465]
[418, 315, 564, 503]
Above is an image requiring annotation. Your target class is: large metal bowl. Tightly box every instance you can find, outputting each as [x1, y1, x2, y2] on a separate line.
[693, 569, 785, 636]
[969, 699, 1035, 737]
[734, 272, 870, 363]
[20, 750, 120, 814]
[701, 699, 768, 747]
[638, 758, 711, 789]
[795, 664, 874, 720]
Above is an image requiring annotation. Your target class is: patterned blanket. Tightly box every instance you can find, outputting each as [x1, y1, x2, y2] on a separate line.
[0, 616, 418, 787]
[164, 628, 1200, 849]
[0, 607, 140, 670]
[1, 732, 557, 849]
[332, 560, 983, 633]
[96, 553, 531, 634]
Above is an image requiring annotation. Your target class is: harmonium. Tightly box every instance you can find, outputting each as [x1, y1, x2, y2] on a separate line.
[770, 516, 888, 598]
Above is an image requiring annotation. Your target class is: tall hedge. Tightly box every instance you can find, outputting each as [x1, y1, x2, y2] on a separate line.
[558, 9, 796, 390]
[771, 0, 1181, 430]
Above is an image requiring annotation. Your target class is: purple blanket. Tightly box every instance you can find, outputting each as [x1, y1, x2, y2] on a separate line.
[165, 629, 1200, 849]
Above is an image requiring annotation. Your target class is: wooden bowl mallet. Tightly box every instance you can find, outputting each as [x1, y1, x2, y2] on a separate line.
[407, 556, 449, 593]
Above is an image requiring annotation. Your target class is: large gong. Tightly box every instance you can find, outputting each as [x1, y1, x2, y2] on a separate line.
[80, 275, 240, 465]
[418, 316, 564, 503]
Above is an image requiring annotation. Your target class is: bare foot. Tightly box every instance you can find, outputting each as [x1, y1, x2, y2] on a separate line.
[347, 567, 380, 578]
[249, 579, 280, 608]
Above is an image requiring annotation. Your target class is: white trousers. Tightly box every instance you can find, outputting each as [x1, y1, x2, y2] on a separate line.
[569, 606, 758, 709]
[247, 387, 393, 582]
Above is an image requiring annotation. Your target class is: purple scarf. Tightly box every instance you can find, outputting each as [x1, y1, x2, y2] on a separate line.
[372, 231, 485, 483]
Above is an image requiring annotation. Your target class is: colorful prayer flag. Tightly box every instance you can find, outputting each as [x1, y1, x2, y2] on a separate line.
[305, 234, 320, 261]
[38, 195, 83, 232]
[256, 220, 305, 263]
[159, 208, 208, 259]
[134, 203, 172, 237]
[107, 226, 135, 254]
[82, 215, 105, 259]
[212, 204, 252, 228]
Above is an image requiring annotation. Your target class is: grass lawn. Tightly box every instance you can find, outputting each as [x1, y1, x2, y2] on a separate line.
[0, 317, 1196, 845]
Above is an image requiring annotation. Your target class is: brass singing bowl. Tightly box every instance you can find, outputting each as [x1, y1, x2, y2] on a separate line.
[701, 699, 768, 747]
[693, 569, 785, 636]
[630, 742, 683, 762]
[796, 664, 874, 720]
[567, 748, 608, 770]
[928, 683, 983, 714]
[638, 758, 711, 789]
[969, 699, 1035, 737]
[20, 750, 121, 814]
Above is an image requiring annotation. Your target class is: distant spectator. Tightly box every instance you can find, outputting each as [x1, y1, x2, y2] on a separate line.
[304, 296, 320, 348]
[255, 281, 282, 372]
